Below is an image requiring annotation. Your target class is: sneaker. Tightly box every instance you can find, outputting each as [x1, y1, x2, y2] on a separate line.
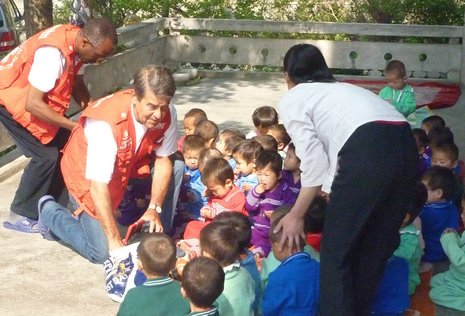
[37, 195, 58, 241]
[103, 253, 134, 302]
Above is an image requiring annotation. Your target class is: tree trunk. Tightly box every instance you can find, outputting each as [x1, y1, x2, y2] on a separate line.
[24, 0, 53, 38]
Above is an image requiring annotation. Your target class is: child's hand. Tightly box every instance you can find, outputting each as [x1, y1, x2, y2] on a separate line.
[200, 206, 212, 219]
[443, 228, 457, 235]
[264, 210, 273, 218]
[242, 183, 252, 192]
[254, 183, 266, 194]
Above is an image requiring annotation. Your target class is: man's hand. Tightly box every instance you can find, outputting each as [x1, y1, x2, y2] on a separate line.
[242, 183, 252, 192]
[108, 237, 125, 251]
[273, 209, 306, 251]
[141, 208, 163, 233]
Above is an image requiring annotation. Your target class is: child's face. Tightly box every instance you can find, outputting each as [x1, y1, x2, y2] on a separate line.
[256, 164, 279, 191]
[431, 151, 457, 170]
[215, 135, 227, 157]
[283, 149, 300, 171]
[234, 157, 254, 176]
[385, 71, 406, 90]
[206, 178, 233, 199]
[184, 117, 196, 136]
[184, 149, 201, 170]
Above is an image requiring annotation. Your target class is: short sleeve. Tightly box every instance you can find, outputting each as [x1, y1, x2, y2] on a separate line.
[28, 46, 65, 92]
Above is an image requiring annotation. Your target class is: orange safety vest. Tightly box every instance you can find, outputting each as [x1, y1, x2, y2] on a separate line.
[61, 89, 172, 219]
[0, 24, 81, 144]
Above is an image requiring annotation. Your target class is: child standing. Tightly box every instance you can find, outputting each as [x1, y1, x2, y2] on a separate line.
[420, 166, 460, 267]
[429, 192, 465, 312]
[214, 129, 246, 170]
[200, 222, 256, 316]
[379, 60, 417, 117]
[246, 106, 279, 139]
[232, 139, 263, 193]
[178, 108, 208, 151]
[393, 181, 427, 295]
[117, 233, 190, 316]
[246, 150, 292, 257]
[181, 257, 224, 316]
[262, 207, 320, 316]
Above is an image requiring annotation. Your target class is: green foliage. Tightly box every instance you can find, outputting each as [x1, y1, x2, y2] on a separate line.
[53, 0, 73, 24]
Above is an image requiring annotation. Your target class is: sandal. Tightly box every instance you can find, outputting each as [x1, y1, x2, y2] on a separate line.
[3, 217, 39, 233]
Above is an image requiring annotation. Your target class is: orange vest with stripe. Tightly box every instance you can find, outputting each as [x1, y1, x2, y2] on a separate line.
[0, 24, 81, 144]
[61, 89, 171, 219]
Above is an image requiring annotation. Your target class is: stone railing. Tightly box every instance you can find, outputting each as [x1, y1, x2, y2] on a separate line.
[1, 18, 464, 161]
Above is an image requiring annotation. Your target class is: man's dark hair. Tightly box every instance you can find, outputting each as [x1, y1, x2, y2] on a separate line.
[81, 17, 118, 47]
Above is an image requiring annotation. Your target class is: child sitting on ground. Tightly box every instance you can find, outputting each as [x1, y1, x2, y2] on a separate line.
[421, 115, 445, 135]
[117, 233, 190, 316]
[246, 150, 292, 257]
[200, 222, 256, 316]
[280, 142, 301, 203]
[420, 166, 460, 270]
[179, 134, 207, 219]
[178, 108, 208, 151]
[267, 123, 291, 160]
[393, 181, 427, 295]
[194, 120, 219, 148]
[232, 139, 263, 193]
[429, 190, 465, 312]
[181, 256, 224, 316]
[215, 129, 246, 170]
[253, 134, 278, 152]
[261, 207, 320, 316]
[412, 128, 430, 176]
[246, 106, 279, 139]
[379, 60, 417, 117]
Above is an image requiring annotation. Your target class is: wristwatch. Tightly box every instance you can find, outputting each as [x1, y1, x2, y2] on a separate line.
[148, 203, 162, 214]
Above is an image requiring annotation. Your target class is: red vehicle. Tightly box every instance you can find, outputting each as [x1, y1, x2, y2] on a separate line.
[0, 0, 22, 56]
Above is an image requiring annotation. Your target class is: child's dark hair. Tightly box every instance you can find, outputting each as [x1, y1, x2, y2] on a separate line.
[200, 222, 239, 267]
[428, 126, 454, 147]
[405, 181, 428, 225]
[232, 139, 263, 163]
[287, 142, 299, 160]
[385, 60, 407, 78]
[254, 135, 278, 152]
[182, 256, 224, 309]
[198, 148, 223, 171]
[255, 150, 282, 176]
[421, 115, 445, 131]
[201, 157, 234, 185]
[217, 129, 246, 154]
[194, 120, 219, 143]
[185, 108, 208, 125]
[137, 233, 176, 276]
[183, 134, 206, 154]
[213, 212, 252, 252]
[304, 196, 327, 234]
[252, 106, 279, 129]
[412, 128, 429, 149]
[422, 166, 457, 200]
[269, 206, 305, 247]
[432, 142, 459, 162]
[268, 124, 291, 148]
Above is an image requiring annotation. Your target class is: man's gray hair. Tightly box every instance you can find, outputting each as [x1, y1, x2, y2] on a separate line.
[133, 65, 176, 99]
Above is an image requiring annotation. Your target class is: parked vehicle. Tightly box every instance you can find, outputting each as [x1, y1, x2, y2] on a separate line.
[0, 0, 23, 56]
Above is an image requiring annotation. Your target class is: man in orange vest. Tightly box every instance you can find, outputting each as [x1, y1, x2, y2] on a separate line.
[0, 18, 117, 233]
[37, 65, 179, 264]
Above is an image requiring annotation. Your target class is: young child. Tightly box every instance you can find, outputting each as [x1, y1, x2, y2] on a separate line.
[181, 256, 224, 316]
[420, 166, 460, 267]
[191, 148, 224, 205]
[117, 233, 190, 316]
[200, 222, 256, 316]
[421, 115, 446, 135]
[179, 134, 207, 219]
[262, 207, 320, 316]
[280, 142, 301, 203]
[246, 150, 292, 257]
[194, 120, 219, 148]
[412, 128, 430, 176]
[178, 108, 208, 151]
[215, 129, 245, 170]
[393, 181, 427, 295]
[379, 60, 417, 117]
[429, 191, 465, 312]
[232, 139, 263, 193]
[267, 123, 291, 159]
[253, 134, 278, 152]
[246, 106, 279, 139]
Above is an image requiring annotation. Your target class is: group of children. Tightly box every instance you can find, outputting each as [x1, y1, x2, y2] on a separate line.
[115, 59, 465, 315]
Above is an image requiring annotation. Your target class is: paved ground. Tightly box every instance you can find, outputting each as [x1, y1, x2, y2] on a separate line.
[0, 77, 464, 315]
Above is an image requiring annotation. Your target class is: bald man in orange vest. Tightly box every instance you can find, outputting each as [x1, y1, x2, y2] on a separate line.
[0, 18, 117, 233]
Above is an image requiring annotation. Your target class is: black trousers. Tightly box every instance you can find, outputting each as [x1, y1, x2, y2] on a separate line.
[0, 106, 70, 219]
[319, 122, 418, 316]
